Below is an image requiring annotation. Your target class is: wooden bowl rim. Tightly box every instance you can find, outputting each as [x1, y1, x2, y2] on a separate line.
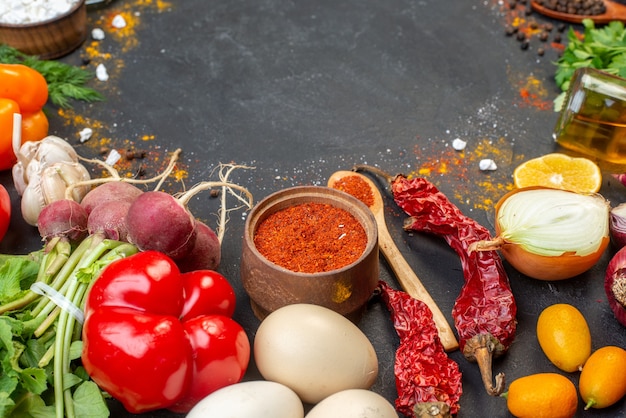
[244, 185, 379, 277]
[0, 0, 85, 28]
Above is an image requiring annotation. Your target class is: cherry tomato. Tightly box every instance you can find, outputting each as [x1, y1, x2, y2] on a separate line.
[85, 250, 184, 318]
[20, 109, 49, 143]
[83, 307, 194, 413]
[0, 184, 10, 242]
[0, 98, 21, 171]
[180, 270, 236, 321]
[169, 315, 250, 413]
[0, 64, 48, 112]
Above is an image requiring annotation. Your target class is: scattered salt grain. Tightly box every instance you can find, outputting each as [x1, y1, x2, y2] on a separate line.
[96, 64, 109, 81]
[452, 138, 467, 151]
[79, 128, 93, 143]
[479, 159, 497, 171]
[105, 149, 121, 166]
[111, 14, 126, 29]
[91, 28, 105, 40]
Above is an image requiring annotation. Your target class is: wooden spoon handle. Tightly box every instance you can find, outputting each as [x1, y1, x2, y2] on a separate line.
[376, 213, 459, 352]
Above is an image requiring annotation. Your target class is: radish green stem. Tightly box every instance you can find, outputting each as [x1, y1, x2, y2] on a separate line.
[30, 236, 101, 317]
[53, 240, 138, 418]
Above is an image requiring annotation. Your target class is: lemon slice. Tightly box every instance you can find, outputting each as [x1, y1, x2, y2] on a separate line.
[513, 153, 602, 193]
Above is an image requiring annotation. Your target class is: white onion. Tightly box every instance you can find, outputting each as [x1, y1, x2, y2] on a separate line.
[496, 188, 609, 258]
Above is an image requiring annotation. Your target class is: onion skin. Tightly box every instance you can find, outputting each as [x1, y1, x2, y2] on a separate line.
[609, 203, 626, 250]
[498, 236, 609, 281]
[605, 246, 626, 327]
[489, 187, 609, 281]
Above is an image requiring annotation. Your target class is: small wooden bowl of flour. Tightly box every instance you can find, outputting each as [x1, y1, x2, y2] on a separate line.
[0, 0, 87, 59]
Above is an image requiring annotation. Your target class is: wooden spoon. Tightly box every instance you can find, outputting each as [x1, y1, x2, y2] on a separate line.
[328, 170, 459, 352]
[531, 0, 626, 24]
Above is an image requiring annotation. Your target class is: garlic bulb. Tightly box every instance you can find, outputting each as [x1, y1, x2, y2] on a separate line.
[13, 135, 91, 226]
[12, 135, 81, 195]
[21, 161, 92, 226]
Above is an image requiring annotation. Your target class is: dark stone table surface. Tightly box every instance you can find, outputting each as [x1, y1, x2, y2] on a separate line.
[1, 0, 624, 416]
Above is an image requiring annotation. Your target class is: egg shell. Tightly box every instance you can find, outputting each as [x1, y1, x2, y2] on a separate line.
[305, 389, 399, 418]
[185, 380, 304, 418]
[253, 303, 379, 404]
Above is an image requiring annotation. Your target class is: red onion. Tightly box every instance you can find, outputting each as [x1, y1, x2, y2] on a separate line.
[610, 203, 626, 249]
[605, 246, 626, 327]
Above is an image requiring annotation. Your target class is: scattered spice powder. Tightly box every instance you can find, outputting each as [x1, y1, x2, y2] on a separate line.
[254, 202, 367, 273]
[409, 137, 522, 211]
[515, 74, 553, 110]
[330, 176, 375, 207]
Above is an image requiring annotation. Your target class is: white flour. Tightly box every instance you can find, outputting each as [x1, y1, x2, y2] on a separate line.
[0, 0, 80, 25]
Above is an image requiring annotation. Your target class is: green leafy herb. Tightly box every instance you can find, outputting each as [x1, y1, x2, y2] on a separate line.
[0, 44, 105, 109]
[553, 19, 626, 110]
[0, 238, 137, 418]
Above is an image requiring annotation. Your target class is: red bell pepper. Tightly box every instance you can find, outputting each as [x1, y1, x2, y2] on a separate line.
[81, 250, 250, 414]
[0, 184, 10, 242]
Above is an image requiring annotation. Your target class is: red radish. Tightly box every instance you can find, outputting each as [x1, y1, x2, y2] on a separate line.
[125, 164, 255, 261]
[87, 200, 132, 241]
[81, 182, 143, 215]
[605, 246, 626, 327]
[125, 191, 197, 260]
[176, 221, 221, 272]
[37, 199, 88, 243]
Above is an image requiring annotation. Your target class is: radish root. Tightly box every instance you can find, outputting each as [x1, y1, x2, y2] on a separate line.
[66, 148, 183, 199]
[178, 163, 255, 244]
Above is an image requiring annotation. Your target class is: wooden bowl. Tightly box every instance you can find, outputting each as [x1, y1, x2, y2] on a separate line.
[241, 186, 379, 322]
[0, 0, 87, 59]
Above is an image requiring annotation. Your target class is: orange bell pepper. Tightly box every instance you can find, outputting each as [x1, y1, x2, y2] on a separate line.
[0, 64, 50, 171]
[21, 109, 49, 143]
[0, 63, 48, 112]
[0, 98, 21, 171]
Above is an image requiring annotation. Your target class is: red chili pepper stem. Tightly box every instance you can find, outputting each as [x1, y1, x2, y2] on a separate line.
[413, 402, 452, 418]
[462, 333, 506, 396]
[468, 237, 505, 252]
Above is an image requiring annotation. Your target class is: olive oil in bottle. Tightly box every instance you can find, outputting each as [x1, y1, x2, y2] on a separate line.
[554, 68, 626, 165]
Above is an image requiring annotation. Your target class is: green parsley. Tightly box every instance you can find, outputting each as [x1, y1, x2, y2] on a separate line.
[553, 19, 626, 110]
[0, 44, 104, 109]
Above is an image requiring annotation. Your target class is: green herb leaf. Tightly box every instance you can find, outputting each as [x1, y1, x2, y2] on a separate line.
[554, 19, 626, 93]
[18, 368, 47, 395]
[0, 44, 105, 109]
[0, 259, 39, 306]
[72, 381, 110, 418]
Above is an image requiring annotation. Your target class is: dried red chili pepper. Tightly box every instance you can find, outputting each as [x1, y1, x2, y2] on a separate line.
[378, 280, 462, 418]
[356, 165, 516, 397]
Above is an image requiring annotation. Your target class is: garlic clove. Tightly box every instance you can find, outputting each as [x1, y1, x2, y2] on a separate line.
[16, 140, 41, 166]
[21, 180, 46, 227]
[35, 136, 78, 167]
[41, 162, 92, 205]
[12, 162, 28, 196]
[25, 159, 42, 187]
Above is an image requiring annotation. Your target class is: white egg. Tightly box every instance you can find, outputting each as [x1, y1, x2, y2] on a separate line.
[186, 380, 304, 418]
[305, 389, 399, 418]
[253, 303, 379, 404]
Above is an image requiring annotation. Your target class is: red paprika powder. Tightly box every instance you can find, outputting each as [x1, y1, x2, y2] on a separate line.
[331, 175, 375, 207]
[253, 202, 367, 273]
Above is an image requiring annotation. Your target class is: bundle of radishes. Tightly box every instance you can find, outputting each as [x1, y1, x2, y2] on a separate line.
[1, 134, 254, 417]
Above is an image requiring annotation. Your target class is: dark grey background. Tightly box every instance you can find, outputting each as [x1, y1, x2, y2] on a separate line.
[1, 0, 624, 416]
